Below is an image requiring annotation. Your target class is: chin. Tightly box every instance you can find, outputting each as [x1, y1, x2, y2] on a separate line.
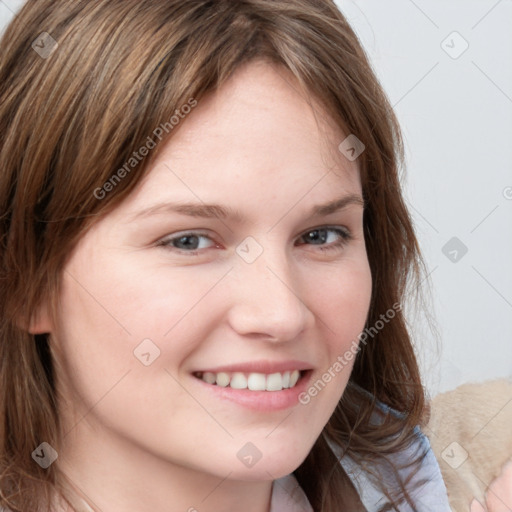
[224, 445, 311, 482]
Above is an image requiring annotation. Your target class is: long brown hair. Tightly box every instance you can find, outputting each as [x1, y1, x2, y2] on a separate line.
[0, 1, 430, 510]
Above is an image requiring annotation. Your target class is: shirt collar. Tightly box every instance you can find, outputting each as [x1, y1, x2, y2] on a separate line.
[270, 474, 314, 512]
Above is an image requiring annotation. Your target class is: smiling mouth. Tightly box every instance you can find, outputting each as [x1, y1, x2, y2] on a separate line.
[192, 370, 308, 391]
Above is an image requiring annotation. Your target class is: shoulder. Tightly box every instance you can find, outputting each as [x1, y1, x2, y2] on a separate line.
[333, 394, 452, 511]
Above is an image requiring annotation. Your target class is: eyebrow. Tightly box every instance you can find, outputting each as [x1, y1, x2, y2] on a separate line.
[128, 194, 365, 223]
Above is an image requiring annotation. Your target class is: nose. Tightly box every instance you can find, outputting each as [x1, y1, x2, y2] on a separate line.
[226, 247, 315, 342]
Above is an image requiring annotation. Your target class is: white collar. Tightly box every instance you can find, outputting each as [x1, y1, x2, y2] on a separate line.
[270, 474, 314, 512]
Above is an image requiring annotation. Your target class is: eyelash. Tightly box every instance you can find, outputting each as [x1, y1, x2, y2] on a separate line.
[157, 227, 352, 255]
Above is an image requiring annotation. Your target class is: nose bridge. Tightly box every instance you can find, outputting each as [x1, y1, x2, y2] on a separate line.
[228, 239, 312, 340]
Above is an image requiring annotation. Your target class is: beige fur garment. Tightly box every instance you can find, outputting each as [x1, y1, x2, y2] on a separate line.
[421, 378, 512, 512]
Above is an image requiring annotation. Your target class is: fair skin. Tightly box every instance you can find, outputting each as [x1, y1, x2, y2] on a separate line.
[31, 60, 372, 512]
[470, 461, 512, 512]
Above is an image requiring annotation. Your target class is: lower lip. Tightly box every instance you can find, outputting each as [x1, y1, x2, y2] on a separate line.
[191, 371, 313, 411]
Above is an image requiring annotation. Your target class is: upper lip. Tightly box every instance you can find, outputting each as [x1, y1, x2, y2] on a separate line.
[193, 360, 313, 374]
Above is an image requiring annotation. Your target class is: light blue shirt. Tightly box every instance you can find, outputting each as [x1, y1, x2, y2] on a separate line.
[271, 392, 451, 511]
[337, 425, 451, 511]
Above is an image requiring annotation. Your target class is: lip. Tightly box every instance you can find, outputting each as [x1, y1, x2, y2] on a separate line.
[190, 366, 314, 412]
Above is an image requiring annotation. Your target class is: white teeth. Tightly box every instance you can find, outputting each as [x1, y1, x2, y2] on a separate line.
[230, 372, 247, 389]
[266, 372, 283, 391]
[197, 369, 304, 391]
[289, 370, 300, 387]
[202, 372, 216, 384]
[247, 373, 266, 391]
[216, 372, 230, 387]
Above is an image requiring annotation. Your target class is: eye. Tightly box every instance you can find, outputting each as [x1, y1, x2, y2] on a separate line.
[157, 232, 216, 253]
[297, 227, 352, 251]
[157, 227, 352, 256]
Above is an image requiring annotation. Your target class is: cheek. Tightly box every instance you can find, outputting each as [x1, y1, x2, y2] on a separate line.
[297, 255, 372, 407]
[310, 255, 372, 346]
[52, 257, 228, 385]
[51, 261, 223, 441]
[51, 269, 134, 405]
[105, 256, 231, 334]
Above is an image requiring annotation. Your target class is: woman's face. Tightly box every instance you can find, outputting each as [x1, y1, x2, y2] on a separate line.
[43, 60, 372, 482]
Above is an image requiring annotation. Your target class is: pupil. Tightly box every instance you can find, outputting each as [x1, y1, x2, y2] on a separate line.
[176, 235, 198, 250]
[308, 230, 327, 244]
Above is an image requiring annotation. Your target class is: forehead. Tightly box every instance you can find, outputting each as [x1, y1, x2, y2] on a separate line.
[111, 60, 362, 221]
[168, 60, 353, 169]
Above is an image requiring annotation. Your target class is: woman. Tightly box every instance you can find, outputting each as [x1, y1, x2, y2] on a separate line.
[0, 1, 450, 510]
